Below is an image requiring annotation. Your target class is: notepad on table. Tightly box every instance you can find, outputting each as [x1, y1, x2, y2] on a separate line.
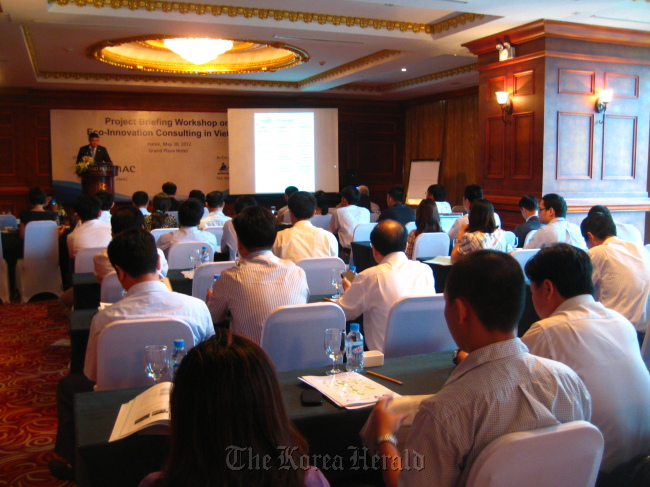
[299, 372, 401, 409]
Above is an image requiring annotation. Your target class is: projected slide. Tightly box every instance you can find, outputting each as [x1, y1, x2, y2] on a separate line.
[254, 112, 315, 193]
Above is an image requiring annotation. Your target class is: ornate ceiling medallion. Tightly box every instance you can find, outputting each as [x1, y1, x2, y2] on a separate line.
[88, 35, 309, 74]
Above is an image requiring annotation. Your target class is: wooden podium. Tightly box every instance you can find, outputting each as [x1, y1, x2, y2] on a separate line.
[82, 165, 115, 195]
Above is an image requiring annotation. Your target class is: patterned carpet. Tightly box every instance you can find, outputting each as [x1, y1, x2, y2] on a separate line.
[0, 300, 73, 487]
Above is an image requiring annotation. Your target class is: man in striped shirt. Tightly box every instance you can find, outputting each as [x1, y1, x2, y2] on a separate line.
[207, 206, 309, 344]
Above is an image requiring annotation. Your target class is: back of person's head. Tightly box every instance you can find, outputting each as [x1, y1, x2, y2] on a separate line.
[111, 206, 144, 234]
[94, 190, 114, 211]
[314, 190, 329, 215]
[233, 206, 277, 251]
[341, 186, 360, 205]
[28, 187, 47, 206]
[468, 198, 496, 233]
[205, 191, 224, 209]
[74, 195, 101, 222]
[164, 330, 307, 487]
[284, 186, 299, 197]
[152, 192, 171, 213]
[464, 184, 483, 203]
[588, 205, 612, 218]
[357, 185, 370, 196]
[541, 193, 567, 218]
[518, 194, 539, 212]
[178, 198, 204, 227]
[162, 182, 177, 196]
[371, 220, 407, 255]
[132, 191, 149, 208]
[446, 250, 525, 333]
[107, 228, 158, 277]
[234, 195, 258, 215]
[387, 185, 405, 204]
[188, 189, 205, 204]
[358, 194, 372, 212]
[525, 243, 594, 299]
[415, 198, 442, 234]
[288, 191, 316, 220]
[427, 184, 447, 202]
[580, 213, 617, 242]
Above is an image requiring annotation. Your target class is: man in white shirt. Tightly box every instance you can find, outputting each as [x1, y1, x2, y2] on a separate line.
[337, 220, 435, 351]
[580, 212, 650, 338]
[157, 198, 218, 257]
[524, 193, 586, 250]
[448, 184, 501, 239]
[272, 191, 338, 263]
[95, 190, 114, 224]
[221, 195, 257, 261]
[132, 191, 150, 216]
[66, 194, 112, 258]
[522, 244, 650, 474]
[199, 190, 231, 230]
[426, 184, 452, 214]
[328, 186, 370, 250]
[276, 185, 299, 223]
[588, 205, 643, 246]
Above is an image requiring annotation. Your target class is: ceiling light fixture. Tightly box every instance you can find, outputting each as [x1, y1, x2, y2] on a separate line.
[495, 91, 512, 124]
[163, 38, 234, 65]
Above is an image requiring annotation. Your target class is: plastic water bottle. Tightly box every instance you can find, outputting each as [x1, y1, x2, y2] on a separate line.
[342, 265, 358, 283]
[346, 323, 364, 372]
[213, 275, 220, 286]
[270, 206, 276, 215]
[200, 246, 210, 264]
[171, 339, 186, 379]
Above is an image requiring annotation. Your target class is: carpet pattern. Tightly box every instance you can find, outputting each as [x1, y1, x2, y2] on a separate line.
[0, 300, 73, 487]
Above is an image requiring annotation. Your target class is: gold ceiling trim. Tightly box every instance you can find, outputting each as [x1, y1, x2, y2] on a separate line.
[49, 0, 484, 35]
[298, 50, 402, 87]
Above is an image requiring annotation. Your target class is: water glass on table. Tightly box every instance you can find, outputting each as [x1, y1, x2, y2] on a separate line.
[331, 268, 343, 299]
[144, 345, 169, 385]
[189, 249, 201, 270]
[324, 328, 345, 375]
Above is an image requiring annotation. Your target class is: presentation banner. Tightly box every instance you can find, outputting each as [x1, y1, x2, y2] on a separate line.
[51, 109, 229, 203]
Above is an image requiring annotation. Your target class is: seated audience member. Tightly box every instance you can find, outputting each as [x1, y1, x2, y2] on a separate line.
[93, 206, 168, 284]
[426, 184, 452, 214]
[207, 206, 309, 343]
[524, 193, 586, 250]
[405, 198, 442, 260]
[378, 185, 415, 225]
[276, 185, 299, 223]
[448, 184, 502, 239]
[189, 189, 208, 218]
[221, 195, 257, 261]
[364, 250, 591, 487]
[162, 181, 181, 211]
[337, 220, 434, 352]
[451, 198, 507, 263]
[132, 191, 150, 216]
[588, 204, 643, 246]
[94, 190, 114, 224]
[144, 193, 178, 231]
[156, 198, 217, 256]
[19, 187, 59, 238]
[199, 190, 230, 229]
[66, 195, 112, 258]
[522, 244, 650, 474]
[580, 213, 650, 340]
[514, 194, 543, 247]
[272, 191, 338, 262]
[49, 228, 214, 481]
[139, 331, 329, 487]
[328, 186, 370, 250]
[357, 185, 380, 213]
[314, 190, 330, 216]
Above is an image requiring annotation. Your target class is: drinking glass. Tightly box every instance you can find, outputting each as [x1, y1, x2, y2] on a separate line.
[331, 269, 342, 299]
[189, 249, 201, 270]
[324, 329, 345, 375]
[144, 345, 169, 385]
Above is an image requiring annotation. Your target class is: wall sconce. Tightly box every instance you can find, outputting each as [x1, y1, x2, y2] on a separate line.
[595, 89, 613, 124]
[495, 91, 512, 124]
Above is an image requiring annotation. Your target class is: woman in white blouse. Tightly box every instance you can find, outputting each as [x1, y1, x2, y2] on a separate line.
[451, 198, 507, 263]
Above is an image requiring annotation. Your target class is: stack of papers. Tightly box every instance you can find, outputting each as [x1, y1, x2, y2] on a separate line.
[299, 372, 401, 409]
[423, 256, 452, 266]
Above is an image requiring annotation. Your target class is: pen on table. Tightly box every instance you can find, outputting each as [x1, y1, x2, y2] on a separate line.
[366, 370, 403, 386]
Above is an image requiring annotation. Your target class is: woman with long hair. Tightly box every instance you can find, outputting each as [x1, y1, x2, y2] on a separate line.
[314, 190, 329, 216]
[139, 330, 329, 487]
[450, 198, 507, 263]
[405, 199, 442, 259]
[144, 193, 177, 231]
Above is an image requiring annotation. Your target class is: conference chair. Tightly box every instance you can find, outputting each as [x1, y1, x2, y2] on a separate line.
[451, 205, 466, 214]
[167, 241, 213, 270]
[510, 249, 539, 273]
[100, 272, 125, 304]
[405, 221, 416, 233]
[352, 223, 377, 243]
[465, 421, 604, 487]
[369, 212, 379, 223]
[95, 317, 195, 391]
[16, 221, 62, 302]
[641, 323, 650, 372]
[0, 238, 10, 303]
[310, 214, 332, 230]
[296, 257, 346, 295]
[260, 302, 346, 372]
[0, 214, 18, 230]
[523, 230, 537, 247]
[504, 231, 517, 249]
[191, 261, 237, 301]
[412, 233, 450, 260]
[74, 246, 105, 273]
[150, 227, 177, 243]
[203, 226, 224, 249]
[383, 294, 455, 358]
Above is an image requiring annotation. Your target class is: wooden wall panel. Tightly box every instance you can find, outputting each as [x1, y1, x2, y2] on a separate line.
[557, 112, 593, 180]
[0, 137, 15, 176]
[603, 115, 636, 180]
[486, 117, 506, 178]
[512, 112, 534, 179]
[558, 69, 595, 95]
[605, 73, 639, 98]
[513, 71, 534, 96]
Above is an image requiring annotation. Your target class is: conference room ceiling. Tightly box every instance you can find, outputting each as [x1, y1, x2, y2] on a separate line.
[0, 0, 648, 100]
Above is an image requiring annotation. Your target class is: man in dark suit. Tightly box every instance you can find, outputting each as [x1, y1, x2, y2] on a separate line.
[514, 194, 543, 247]
[377, 185, 415, 226]
[76, 132, 112, 165]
